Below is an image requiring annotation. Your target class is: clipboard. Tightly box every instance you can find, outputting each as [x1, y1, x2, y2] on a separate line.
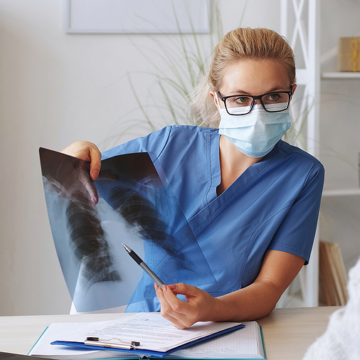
[51, 324, 246, 358]
[28, 315, 266, 359]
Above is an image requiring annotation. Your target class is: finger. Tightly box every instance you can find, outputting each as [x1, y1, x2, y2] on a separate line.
[162, 284, 191, 316]
[155, 284, 188, 329]
[160, 310, 187, 329]
[89, 146, 101, 180]
[61, 142, 92, 161]
[155, 283, 170, 306]
[168, 283, 198, 297]
[61, 142, 101, 181]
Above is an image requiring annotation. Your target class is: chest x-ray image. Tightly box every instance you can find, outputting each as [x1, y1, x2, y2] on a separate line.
[39, 148, 215, 312]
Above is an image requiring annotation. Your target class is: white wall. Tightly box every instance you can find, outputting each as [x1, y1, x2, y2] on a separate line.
[0, 0, 281, 316]
[1, 0, 359, 316]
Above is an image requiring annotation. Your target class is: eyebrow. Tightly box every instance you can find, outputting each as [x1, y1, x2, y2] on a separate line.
[227, 86, 291, 95]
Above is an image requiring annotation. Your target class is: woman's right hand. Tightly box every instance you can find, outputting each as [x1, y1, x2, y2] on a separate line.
[61, 141, 101, 205]
[62, 141, 101, 180]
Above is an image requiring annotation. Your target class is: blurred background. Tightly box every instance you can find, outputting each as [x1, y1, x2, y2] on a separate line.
[0, 0, 359, 316]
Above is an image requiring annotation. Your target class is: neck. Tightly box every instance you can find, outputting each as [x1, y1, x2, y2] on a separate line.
[217, 135, 264, 195]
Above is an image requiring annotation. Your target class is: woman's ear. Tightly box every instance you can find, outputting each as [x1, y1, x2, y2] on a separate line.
[210, 91, 221, 109]
[291, 84, 297, 98]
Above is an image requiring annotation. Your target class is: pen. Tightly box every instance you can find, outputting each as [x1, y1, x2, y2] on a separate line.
[122, 243, 164, 289]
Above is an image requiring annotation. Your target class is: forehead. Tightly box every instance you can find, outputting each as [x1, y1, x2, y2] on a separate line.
[220, 59, 291, 95]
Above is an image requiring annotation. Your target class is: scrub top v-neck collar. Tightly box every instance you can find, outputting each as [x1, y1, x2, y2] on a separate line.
[190, 130, 279, 235]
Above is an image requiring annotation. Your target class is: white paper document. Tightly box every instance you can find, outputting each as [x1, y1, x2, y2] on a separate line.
[29, 313, 264, 359]
[171, 321, 265, 359]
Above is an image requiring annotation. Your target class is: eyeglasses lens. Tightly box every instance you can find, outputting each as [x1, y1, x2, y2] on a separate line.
[226, 93, 290, 115]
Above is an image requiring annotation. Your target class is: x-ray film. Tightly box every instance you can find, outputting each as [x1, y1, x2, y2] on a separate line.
[39, 148, 215, 312]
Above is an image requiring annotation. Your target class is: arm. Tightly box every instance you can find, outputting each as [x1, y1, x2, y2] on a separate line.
[156, 161, 324, 329]
[155, 249, 304, 329]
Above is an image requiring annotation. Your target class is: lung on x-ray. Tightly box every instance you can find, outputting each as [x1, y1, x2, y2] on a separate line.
[39, 148, 215, 312]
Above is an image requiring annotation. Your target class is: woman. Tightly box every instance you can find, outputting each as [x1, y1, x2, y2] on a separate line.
[62, 28, 324, 329]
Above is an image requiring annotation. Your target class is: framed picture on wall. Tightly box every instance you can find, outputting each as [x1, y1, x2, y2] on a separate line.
[65, 0, 211, 34]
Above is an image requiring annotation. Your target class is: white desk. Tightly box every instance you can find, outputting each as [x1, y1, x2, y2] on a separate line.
[0, 306, 340, 360]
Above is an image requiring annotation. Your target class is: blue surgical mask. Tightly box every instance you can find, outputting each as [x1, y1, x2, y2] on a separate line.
[218, 103, 292, 158]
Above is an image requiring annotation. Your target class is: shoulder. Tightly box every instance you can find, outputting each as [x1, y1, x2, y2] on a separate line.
[156, 125, 218, 161]
[274, 140, 325, 193]
[101, 125, 218, 161]
[101, 126, 172, 161]
[169, 125, 218, 137]
[276, 140, 324, 173]
[143, 125, 218, 153]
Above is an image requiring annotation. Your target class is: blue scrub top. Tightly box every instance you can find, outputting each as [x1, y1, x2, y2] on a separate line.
[102, 125, 324, 311]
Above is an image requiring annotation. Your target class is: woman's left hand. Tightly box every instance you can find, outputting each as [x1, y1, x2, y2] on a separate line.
[155, 283, 218, 329]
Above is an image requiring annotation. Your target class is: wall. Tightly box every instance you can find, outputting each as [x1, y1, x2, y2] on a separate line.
[1, 0, 359, 316]
[0, 0, 281, 316]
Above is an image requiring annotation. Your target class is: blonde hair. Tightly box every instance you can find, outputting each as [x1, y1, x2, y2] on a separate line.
[189, 27, 296, 128]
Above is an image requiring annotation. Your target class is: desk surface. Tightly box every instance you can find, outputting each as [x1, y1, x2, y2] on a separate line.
[0, 306, 340, 360]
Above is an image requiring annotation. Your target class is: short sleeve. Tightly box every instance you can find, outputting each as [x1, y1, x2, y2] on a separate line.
[267, 162, 325, 264]
[101, 126, 172, 161]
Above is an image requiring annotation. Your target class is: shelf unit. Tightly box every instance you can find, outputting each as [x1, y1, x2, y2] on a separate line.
[280, 0, 360, 307]
[323, 188, 360, 197]
[280, 0, 320, 307]
[322, 72, 360, 79]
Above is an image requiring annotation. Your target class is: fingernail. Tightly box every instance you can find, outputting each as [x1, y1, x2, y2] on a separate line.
[162, 284, 166, 291]
[91, 169, 98, 180]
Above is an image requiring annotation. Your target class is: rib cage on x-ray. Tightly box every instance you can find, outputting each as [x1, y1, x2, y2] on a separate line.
[66, 190, 120, 285]
[108, 183, 178, 258]
[65, 179, 178, 289]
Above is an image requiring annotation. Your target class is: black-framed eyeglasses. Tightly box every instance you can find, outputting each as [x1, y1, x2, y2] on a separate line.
[216, 87, 293, 116]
